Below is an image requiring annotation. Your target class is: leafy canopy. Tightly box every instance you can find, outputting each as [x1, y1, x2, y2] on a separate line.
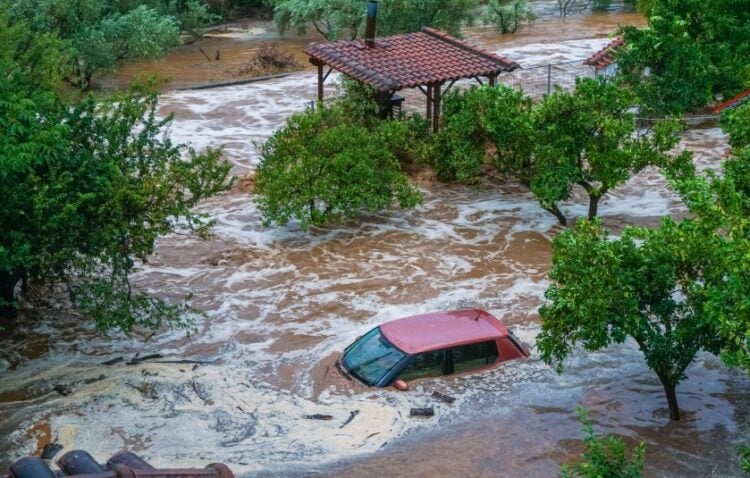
[561, 407, 646, 478]
[538, 111, 750, 418]
[430, 80, 690, 225]
[270, 0, 480, 40]
[0, 17, 231, 333]
[5, 0, 226, 88]
[254, 86, 425, 229]
[618, 0, 750, 115]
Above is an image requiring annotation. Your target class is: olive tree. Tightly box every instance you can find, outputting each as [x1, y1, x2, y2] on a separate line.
[6, 0, 221, 89]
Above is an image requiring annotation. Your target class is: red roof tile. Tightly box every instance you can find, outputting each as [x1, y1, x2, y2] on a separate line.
[583, 36, 624, 70]
[712, 88, 750, 113]
[304, 27, 520, 92]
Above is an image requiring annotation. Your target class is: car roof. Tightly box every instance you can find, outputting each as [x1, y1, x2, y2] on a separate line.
[379, 309, 509, 355]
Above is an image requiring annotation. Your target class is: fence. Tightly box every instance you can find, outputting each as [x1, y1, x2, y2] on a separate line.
[307, 59, 596, 116]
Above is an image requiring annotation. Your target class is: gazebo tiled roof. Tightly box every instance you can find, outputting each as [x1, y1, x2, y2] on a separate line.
[584, 37, 624, 70]
[304, 27, 520, 92]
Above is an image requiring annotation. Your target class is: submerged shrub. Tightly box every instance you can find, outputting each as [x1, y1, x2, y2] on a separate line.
[254, 103, 423, 229]
[561, 407, 646, 478]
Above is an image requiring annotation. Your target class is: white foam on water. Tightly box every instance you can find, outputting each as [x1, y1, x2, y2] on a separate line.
[1, 33, 743, 476]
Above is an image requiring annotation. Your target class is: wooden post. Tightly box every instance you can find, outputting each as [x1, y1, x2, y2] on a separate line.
[426, 84, 433, 122]
[317, 63, 324, 101]
[489, 75, 496, 87]
[432, 82, 442, 133]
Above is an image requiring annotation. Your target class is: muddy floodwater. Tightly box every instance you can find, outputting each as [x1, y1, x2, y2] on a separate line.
[1, 3, 748, 477]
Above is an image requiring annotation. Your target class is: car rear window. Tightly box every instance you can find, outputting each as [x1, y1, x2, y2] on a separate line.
[452, 340, 498, 373]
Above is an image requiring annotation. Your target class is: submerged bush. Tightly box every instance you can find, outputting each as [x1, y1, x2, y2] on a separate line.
[254, 102, 425, 229]
[561, 407, 646, 478]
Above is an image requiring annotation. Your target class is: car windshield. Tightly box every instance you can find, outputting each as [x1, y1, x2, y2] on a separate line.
[342, 327, 406, 386]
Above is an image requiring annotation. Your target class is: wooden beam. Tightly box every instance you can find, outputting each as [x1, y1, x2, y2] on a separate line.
[426, 84, 433, 122]
[317, 64, 324, 101]
[432, 82, 442, 133]
[489, 75, 496, 87]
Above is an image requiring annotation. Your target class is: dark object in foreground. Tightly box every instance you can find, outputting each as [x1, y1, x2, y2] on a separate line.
[431, 391, 456, 404]
[410, 407, 435, 417]
[40, 443, 64, 460]
[304, 414, 334, 420]
[6, 450, 234, 478]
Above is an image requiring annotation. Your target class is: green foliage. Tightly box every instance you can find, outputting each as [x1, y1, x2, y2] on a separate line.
[431, 80, 689, 224]
[670, 148, 750, 375]
[740, 444, 750, 473]
[530, 78, 689, 224]
[175, 0, 221, 41]
[721, 103, 750, 150]
[428, 89, 490, 183]
[538, 109, 750, 417]
[270, 0, 479, 40]
[537, 217, 727, 420]
[618, 0, 750, 115]
[271, 0, 364, 40]
[561, 408, 646, 478]
[7, 0, 198, 89]
[254, 102, 423, 229]
[0, 22, 231, 333]
[484, 0, 535, 34]
[429, 85, 534, 183]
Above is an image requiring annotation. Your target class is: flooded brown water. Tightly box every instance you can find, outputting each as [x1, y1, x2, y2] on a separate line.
[1, 3, 748, 477]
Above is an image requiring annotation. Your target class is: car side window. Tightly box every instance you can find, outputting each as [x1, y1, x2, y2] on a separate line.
[398, 350, 445, 381]
[452, 341, 499, 374]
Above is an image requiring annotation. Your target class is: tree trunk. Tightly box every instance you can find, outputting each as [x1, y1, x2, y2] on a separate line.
[658, 374, 680, 420]
[587, 193, 601, 220]
[544, 205, 568, 226]
[0, 270, 21, 319]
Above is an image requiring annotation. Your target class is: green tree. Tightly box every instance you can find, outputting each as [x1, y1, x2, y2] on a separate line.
[0, 19, 231, 332]
[7, 0, 196, 89]
[254, 102, 423, 228]
[270, 0, 479, 40]
[618, 0, 750, 115]
[529, 78, 690, 225]
[561, 407, 646, 478]
[721, 103, 750, 150]
[483, 0, 535, 35]
[430, 80, 690, 225]
[429, 85, 534, 183]
[740, 444, 750, 473]
[537, 218, 727, 420]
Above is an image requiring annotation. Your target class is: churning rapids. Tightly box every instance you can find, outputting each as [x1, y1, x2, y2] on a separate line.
[1, 5, 748, 477]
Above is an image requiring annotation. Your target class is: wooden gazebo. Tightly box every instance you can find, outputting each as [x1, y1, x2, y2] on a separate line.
[304, 27, 520, 132]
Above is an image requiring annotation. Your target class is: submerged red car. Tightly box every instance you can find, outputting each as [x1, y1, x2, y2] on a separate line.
[340, 310, 529, 387]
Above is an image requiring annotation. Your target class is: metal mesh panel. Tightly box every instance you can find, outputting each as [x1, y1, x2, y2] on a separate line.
[499, 60, 596, 99]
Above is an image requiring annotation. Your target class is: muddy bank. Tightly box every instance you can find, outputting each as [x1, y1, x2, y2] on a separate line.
[98, 1, 645, 90]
